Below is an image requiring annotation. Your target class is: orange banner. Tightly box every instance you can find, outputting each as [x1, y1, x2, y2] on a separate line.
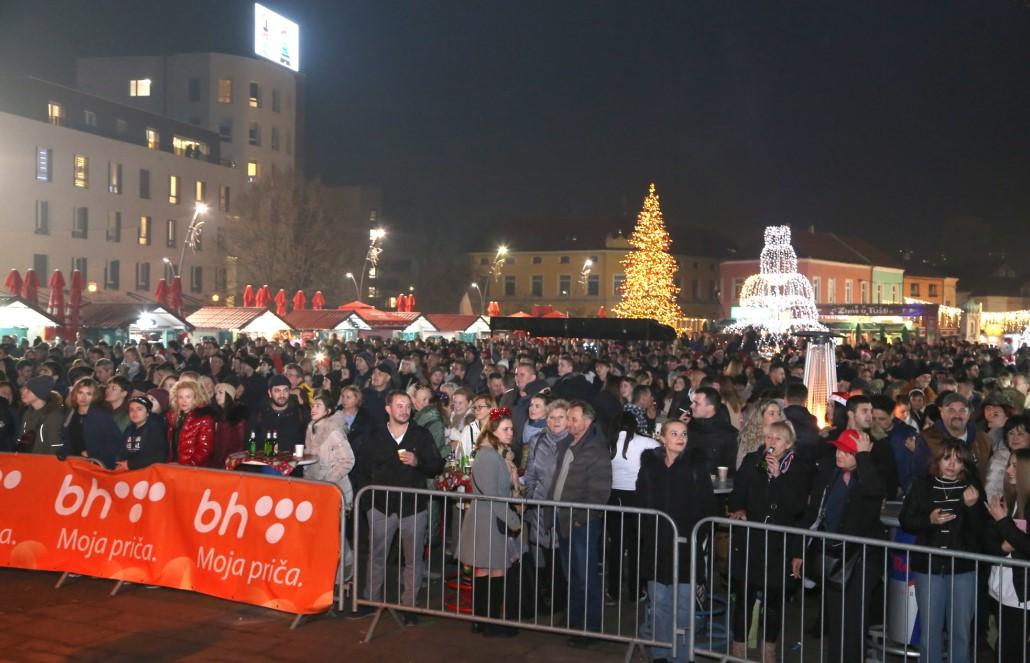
[0, 453, 341, 614]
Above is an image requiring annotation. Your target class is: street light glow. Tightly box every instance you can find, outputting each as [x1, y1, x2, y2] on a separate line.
[470, 282, 480, 289]
[370, 228, 386, 241]
[195, 202, 208, 215]
[496, 245, 508, 256]
[346, 272, 354, 279]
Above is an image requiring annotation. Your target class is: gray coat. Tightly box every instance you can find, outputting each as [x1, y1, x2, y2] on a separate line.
[458, 446, 521, 570]
[547, 424, 612, 533]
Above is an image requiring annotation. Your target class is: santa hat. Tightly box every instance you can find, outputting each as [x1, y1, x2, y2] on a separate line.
[829, 391, 851, 407]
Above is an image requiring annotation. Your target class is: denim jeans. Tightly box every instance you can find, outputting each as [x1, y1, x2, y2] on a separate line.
[558, 518, 604, 632]
[913, 571, 976, 663]
[644, 580, 694, 661]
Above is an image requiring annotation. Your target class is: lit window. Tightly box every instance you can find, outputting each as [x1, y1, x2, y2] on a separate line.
[73, 154, 89, 188]
[195, 180, 206, 202]
[129, 79, 152, 97]
[173, 135, 207, 158]
[36, 147, 52, 182]
[138, 216, 151, 246]
[108, 162, 122, 194]
[247, 160, 259, 179]
[218, 79, 232, 104]
[48, 102, 63, 126]
[249, 82, 261, 108]
[827, 278, 836, 304]
[168, 175, 179, 204]
[146, 128, 159, 150]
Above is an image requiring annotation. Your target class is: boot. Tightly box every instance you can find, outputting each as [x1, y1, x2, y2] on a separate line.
[762, 642, 778, 663]
[730, 641, 747, 660]
[470, 576, 489, 633]
[484, 576, 518, 637]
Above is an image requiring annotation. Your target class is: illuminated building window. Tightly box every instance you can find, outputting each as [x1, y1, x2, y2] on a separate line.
[168, 175, 179, 204]
[138, 216, 151, 246]
[249, 82, 261, 108]
[48, 102, 63, 126]
[247, 160, 259, 179]
[195, 180, 206, 202]
[173, 136, 208, 158]
[827, 278, 836, 304]
[108, 162, 122, 194]
[129, 79, 151, 97]
[73, 154, 88, 188]
[36, 147, 52, 182]
[146, 128, 159, 150]
[218, 79, 232, 104]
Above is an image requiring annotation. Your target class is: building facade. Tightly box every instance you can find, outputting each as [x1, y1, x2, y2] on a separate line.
[468, 228, 724, 319]
[0, 77, 242, 302]
[75, 52, 301, 179]
[905, 273, 959, 307]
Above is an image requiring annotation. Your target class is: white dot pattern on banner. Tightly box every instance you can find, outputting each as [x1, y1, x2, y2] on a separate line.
[265, 523, 285, 544]
[295, 501, 313, 522]
[274, 498, 294, 519]
[114, 482, 130, 499]
[132, 481, 149, 500]
[148, 482, 165, 501]
[129, 504, 143, 523]
[255, 496, 273, 517]
[1, 470, 21, 490]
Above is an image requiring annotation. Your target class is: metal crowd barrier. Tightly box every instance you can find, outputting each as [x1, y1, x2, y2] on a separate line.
[688, 516, 1030, 663]
[350, 484, 683, 661]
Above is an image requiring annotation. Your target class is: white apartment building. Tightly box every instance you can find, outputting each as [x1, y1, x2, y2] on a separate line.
[75, 52, 301, 179]
[0, 77, 244, 302]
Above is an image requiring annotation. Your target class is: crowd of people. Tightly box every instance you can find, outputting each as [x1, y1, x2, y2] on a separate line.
[3, 331, 1030, 661]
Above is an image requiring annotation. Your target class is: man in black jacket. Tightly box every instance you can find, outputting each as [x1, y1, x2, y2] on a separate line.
[783, 383, 821, 464]
[247, 375, 309, 449]
[351, 390, 444, 621]
[686, 387, 738, 475]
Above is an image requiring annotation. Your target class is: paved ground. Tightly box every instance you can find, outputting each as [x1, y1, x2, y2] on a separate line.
[0, 568, 646, 663]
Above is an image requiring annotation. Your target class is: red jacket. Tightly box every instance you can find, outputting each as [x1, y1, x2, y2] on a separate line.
[167, 406, 215, 466]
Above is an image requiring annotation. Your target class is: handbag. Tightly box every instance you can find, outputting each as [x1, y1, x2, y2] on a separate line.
[806, 541, 858, 590]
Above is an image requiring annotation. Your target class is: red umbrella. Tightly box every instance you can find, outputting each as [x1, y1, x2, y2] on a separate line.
[4, 269, 22, 296]
[68, 270, 83, 340]
[311, 291, 325, 310]
[487, 301, 501, 316]
[274, 289, 287, 316]
[598, 305, 607, 318]
[396, 293, 407, 311]
[154, 278, 169, 308]
[407, 294, 416, 311]
[255, 285, 271, 308]
[47, 270, 66, 326]
[21, 269, 39, 306]
[170, 275, 183, 315]
[242, 284, 256, 307]
[292, 289, 306, 311]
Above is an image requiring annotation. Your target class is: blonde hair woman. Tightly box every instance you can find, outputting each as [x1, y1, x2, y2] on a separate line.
[735, 399, 784, 469]
[166, 380, 215, 466]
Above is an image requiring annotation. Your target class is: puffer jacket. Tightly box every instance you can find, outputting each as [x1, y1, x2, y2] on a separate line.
[24, 392, 66, 454]
[166, 406, 215, 466]
[304, 410, 355, 507]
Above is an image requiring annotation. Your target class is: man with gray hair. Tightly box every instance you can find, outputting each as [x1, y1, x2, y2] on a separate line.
[548, 400, 611, 646]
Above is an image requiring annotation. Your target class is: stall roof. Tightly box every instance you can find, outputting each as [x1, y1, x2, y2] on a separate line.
[0, 296, 60, 327]
[490, 316, 676, 341]
[349, 309, 420, 329]
[284, 309, 354, 330]
[186, 307, 294, 332]
[422, 314, 488, 332]
[78, 303, 193, 330]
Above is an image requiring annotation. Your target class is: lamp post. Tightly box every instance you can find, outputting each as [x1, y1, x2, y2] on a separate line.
[578, 258, 593, 291]
[469, 282, 484, 315]
[357, 228, 386, 302]
[345, 272, 359, 300]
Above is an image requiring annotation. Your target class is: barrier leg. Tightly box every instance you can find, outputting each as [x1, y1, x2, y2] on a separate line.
[623, 641, 646, 662]
[290, 615, 305, 630]
[54, 572, 70, 589]
[110, 579, 126, 596]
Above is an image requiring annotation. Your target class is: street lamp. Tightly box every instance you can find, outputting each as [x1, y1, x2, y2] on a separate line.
[169, 203, 208, 277]
[357, 228, 386, 302]
[469, 282, 484, 314]
[490, 245, 508, 283]
[578, 258, 593, 291]
[345, 272, 359, 300]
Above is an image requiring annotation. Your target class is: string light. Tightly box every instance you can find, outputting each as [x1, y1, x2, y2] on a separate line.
[611, 183, 683, 328]
[727, 225, 826, 352]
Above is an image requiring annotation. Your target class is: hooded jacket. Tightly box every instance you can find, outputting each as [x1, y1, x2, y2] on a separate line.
[120, 413, 169, 470]
[24, 392, 66, 455]
[61, 406, 123, 469]
[304, 410, 355, 506]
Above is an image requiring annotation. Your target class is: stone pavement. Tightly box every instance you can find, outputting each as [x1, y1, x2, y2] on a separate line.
[0, 569, 643, 663]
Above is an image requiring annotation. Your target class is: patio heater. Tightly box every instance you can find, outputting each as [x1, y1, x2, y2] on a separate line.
[797, 331, 838, 426]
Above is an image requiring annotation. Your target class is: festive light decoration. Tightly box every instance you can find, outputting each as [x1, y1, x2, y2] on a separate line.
[611, 183, 683, 327]
[728, 225, 826, 337]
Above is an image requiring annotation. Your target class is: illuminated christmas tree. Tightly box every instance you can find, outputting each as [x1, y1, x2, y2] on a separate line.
[612, 183, 683, 327]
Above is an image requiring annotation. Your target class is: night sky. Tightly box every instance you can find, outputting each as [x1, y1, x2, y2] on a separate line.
[2, 0, 1029, 251]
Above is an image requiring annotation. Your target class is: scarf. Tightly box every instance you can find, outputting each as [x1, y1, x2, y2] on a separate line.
[769, 448, 795, 478]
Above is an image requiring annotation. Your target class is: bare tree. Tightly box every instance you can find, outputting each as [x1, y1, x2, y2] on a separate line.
[227, 169, 362, 302]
